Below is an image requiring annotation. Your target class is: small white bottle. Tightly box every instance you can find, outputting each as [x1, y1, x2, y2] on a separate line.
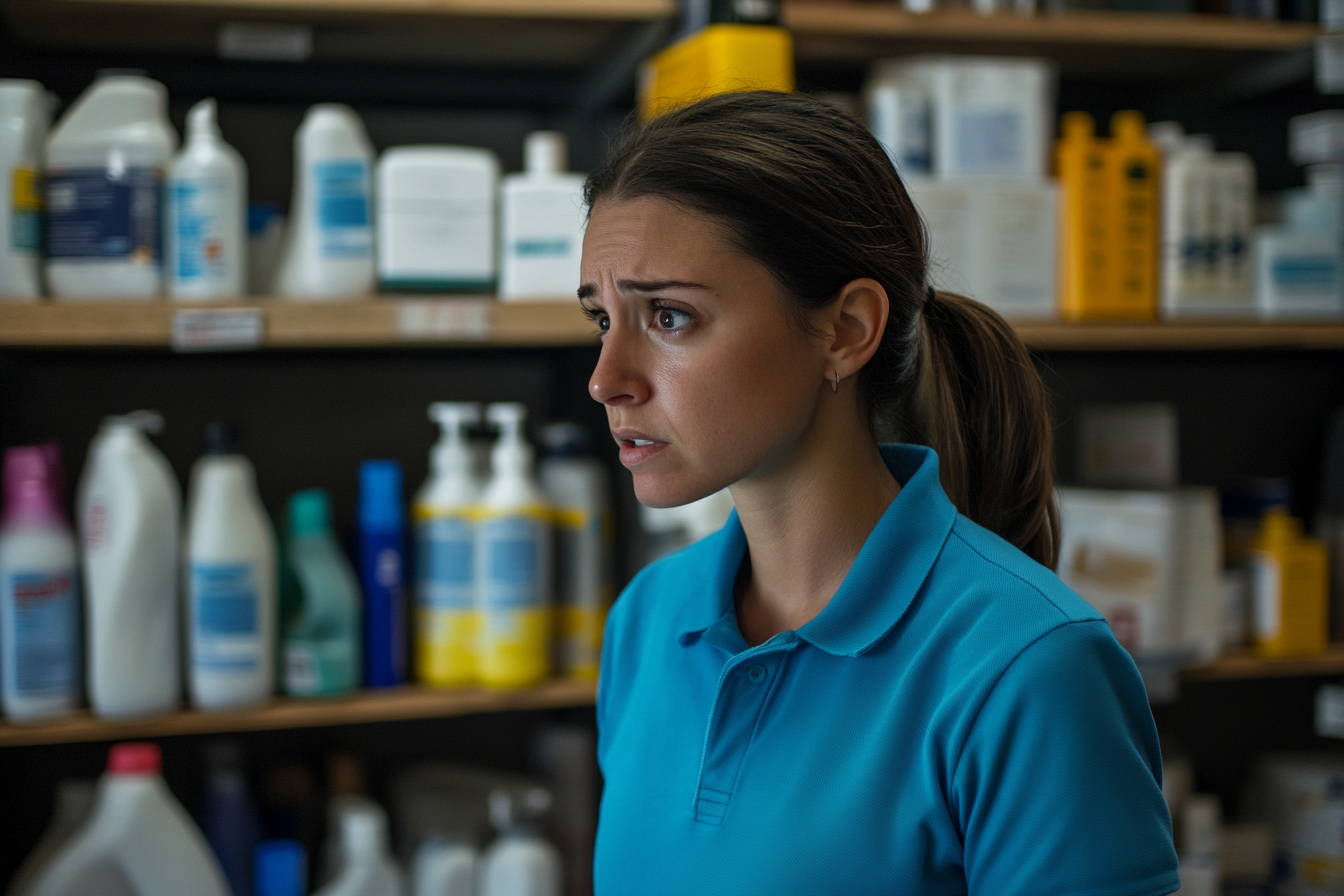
[25, 742, 230, 896]
[414, 402, 482, 687]
[1159, 134, 1218, 316]
[479, 789, 561, 896]
[167, 99, 247, 299]
[274, 104, 375, 299]
[538, 423, 611, 682]
[498, 132, 586, 300]
[1212, 151, 1256, 314]
[0, 79, 49, 300]
[185, 423, 277, 711]
[78, 411, 181, 721]
[1, 444, 80, 723]
[411, 836, 477, 896]
[476, 403, 552, 689]
[45, 71, 178, 299]
[314, 799, 405, 896]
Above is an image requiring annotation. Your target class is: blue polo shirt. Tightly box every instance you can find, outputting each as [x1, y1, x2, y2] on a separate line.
[595, 444, 1179, 896]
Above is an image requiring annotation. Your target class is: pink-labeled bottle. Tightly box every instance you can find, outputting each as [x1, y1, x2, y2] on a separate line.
[0, 443, 80, 722]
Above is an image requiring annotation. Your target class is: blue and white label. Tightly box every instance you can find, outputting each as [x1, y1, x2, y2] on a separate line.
[313, 160, 372, 259]
[3, 568, 78, 697]
[170, 178, 231, 282]
[477, 516, 546, 610]
[417, 516, 475, 610]
[191, 562, 260, 672]
[954, 110, 1022, 175]
[46, 167, 162, 261]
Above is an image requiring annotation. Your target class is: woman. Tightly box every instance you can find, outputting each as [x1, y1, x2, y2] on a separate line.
[580, 91, 1179, 896]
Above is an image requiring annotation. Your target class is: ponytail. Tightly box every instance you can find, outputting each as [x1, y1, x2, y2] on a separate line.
[584, 90, 1060, 569]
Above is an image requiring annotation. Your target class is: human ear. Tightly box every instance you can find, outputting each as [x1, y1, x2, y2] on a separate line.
[820, 278, 890, 382]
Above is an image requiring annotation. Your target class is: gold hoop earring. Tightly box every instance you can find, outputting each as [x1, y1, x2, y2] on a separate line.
[832, 370, 839, 395]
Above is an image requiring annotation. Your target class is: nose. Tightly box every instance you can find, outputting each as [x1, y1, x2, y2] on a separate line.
[589, 323, 649, 407]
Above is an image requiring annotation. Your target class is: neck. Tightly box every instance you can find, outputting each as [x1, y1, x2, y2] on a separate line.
[729, 398, 898, 648]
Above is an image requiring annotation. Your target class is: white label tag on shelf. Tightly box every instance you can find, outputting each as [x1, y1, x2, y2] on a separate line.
[397, 300, 492, 341]
[218, 22, 313, 62]
[172, 308, 264, 353]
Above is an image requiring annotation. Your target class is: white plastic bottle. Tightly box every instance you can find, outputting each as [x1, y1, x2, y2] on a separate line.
[314, 799, 405, 896]
[45, 72, 177, 299]
[1, 443, 80, 722]
[476, 403, 552, 689]
[1212, 151, 1256, 314]
[1159, 134, 1218, 316]
[414, 402, 481, 687]
[498, 131, 586, 300]
[25, 742, 230, 896]
[479, 789, 561, 896]
[168, 99, 247, 299]
[411, 836, 477, 896]
[0, 79, 48, 299]
[78, 411, 180, 721]
[538, 423, 611, 682]
[8, 780, 96, 896]
[185, 422, 277, 711]
[274, 104, 375, 299]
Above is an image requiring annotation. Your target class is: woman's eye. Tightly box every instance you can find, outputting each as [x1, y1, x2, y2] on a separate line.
[597, 314, 611, 332]
[653, 307, 692, 330]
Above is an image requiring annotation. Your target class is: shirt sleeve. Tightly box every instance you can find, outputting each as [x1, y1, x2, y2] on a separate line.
[951, 618, 1180, 896]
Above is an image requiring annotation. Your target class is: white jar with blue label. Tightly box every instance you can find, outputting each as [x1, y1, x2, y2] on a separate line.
[274, 104, 375, 299]
[44, 71, 178, 300]
[185, 422, 277, 710]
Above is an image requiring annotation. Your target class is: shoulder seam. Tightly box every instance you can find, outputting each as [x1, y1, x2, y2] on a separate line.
[949, 526, 1071, 620]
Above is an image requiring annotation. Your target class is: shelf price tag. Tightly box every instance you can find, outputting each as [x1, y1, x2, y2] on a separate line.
[171, 308, 265, 352]
[397, 300, 493, 341]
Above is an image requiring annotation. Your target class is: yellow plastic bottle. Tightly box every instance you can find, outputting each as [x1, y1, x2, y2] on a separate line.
[638, 24, 794, 121]
[1107, 111, 1161, 320]
[1056, 112, 1113, 320]
[1251, 509, 1329, 659]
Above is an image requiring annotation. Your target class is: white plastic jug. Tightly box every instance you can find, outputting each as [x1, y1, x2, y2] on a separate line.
[25, 742, 230, 896]
[78, 411, 181, 720]
[315, 798, 405, 896]
[479, 789, 561, 896]
[45, 72, 177, 299]
[411, 836, 476, 896]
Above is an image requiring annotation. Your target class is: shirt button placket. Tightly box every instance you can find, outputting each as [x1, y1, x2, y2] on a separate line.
[693, 652, 785, 826]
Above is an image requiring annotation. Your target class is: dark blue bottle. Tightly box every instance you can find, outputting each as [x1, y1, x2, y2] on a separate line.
[359, 460, 407, 688]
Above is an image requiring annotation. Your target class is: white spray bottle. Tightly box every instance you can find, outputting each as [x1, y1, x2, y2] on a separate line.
[167, 98, 247, 299]
[475, 403, 551, 688]
[414, 402, 481, 687]
[78, 412, 181, 721]
[274, 104, 375, 299]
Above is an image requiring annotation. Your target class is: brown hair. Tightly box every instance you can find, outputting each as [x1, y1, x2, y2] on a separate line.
[583, 91, 1059, 569]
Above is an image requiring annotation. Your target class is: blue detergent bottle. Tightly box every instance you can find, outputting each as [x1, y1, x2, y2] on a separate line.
[358, 461, 407, 688]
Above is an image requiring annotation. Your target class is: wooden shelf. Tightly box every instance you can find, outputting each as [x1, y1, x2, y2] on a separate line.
[1182, 645, 1344, 682]
[2, 0, 675, 68]
[2, 302, 1341, 351]
[0, 678, 597, 748]
[783, 2, 1319, 79]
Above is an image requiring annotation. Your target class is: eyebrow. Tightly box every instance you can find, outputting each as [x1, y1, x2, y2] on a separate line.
[577, 279, 710, 301]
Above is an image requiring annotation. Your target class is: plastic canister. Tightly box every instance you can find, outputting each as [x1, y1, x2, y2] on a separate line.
[281, 489, 361, 697]
[1251, 509, 1329, 658]
[1, 443, 80, 722]
[45, 71, 177, 299]
[168, 98, 248, 299]
[314, 799, 405, 896]
[0, 79, 48, 299]
[479, 789, 561, 896]
[274, 104, 375, 299]
[498, 132, 586, 300]
[412, 836, 477, 896]
[359, 460, 407, 688]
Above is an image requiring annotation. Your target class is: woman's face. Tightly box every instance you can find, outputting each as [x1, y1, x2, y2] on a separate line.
[581, 196, 829, 508]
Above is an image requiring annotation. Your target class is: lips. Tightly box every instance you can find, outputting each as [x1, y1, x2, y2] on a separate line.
[612, 428, 668, 467]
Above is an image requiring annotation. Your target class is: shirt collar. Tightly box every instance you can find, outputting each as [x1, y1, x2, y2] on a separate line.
[675, 444, 957, 657]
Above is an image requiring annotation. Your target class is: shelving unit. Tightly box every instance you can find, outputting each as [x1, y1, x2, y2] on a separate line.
[0, 679, 597, 748]
[1182, 646, 1344, 683]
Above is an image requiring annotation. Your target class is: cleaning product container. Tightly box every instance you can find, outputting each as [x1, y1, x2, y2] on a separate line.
[359, 460, 406, 688]
[200, 740, 261, 896]
[24, 742, 230, 896]
[274, 104, 374, 299]
[1, 443, 79, 722]
[498, 132, 586, 300]
[411, 836, 477, 896]
[45, 71, 177, 299]
[415, 402, 481, 686]
[185, 422, 276, 711]
[0, 79, 48, 299]
[168, 98, 247, 299]
[479, 788, 562, 896]
[313, 798, 404, 896]
[78, 411, 180, 720]
[282, 488, 361, 697]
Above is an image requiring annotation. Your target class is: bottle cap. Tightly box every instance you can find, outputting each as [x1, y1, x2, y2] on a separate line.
[108, 742, 162, 775]
[3, 443, 65, 527]
[186, 97, 221, 142]
[541, 421, 590, 458]
[203, 421, 241, 455]
[289, 488, 332, 537]
[358, 460, 403, 531]
[1110, 110, 1146, 140]
[1061, 111, 1094, 140]
[524, 131, 568, 175]
[254, 839, 308, 896]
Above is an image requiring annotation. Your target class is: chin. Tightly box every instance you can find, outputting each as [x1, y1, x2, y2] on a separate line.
[632, 472, 723, 510]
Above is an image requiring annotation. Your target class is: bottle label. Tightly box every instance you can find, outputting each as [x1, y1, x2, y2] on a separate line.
[417, 515, 474, 610]
[1251, 551, 1281, 640]
[11, 166, 42, 253]
[170, 177, 232, 283]
[313, 160, 371, 259]
[284, 643, 320, 693]
[3, 569, 78, 697]
[478, 515, 546, 609]
[191, 562, 260, 671]
[46, 167, 162, 262]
